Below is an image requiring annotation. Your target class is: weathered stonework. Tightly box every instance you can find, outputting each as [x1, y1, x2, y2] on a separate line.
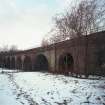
[0, 31, 105, 76]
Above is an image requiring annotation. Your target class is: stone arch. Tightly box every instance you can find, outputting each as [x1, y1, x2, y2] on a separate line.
[34, 54, 49, 71]
[23, 56, 32, 71]
[11, 57, 15, 69]
[6, 57, 11, 69]
[0, 57, 6, 68]
[0, 56, 2, 67]
[16, 56, 22, 70]
[96, 49, 105, 75]
[0, 56, 4, 68]
[58, 53, 74, 75]
[3, 58, 7, 68]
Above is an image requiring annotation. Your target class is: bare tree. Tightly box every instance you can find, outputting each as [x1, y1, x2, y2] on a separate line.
[43, 0, 105, 45]
[56, 0, 105, 36]
[41, 0, 105, 47]
[9, 45, 18, 52]
[0, 45, 18, 53]
[0, 45, 9, 52]
[41, 38, 49, 47]
[41, 28, 62, 46]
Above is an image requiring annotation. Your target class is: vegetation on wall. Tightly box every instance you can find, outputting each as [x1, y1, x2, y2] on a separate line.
[42, 0, 105, 46]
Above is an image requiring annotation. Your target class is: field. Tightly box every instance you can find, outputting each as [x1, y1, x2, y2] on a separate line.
[0, 69, 105, 105]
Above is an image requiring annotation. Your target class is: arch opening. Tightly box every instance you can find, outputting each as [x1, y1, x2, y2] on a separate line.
[11, 57, 15, 69]
[0, 57, 4, 68]
[16, 57, 22, 70]
[34, 54, 48, 71]
[23, 56, 32, 71]
[59, 53, 74, 75]
[3, 58, 6, 68]
[6, 57, 11, 69]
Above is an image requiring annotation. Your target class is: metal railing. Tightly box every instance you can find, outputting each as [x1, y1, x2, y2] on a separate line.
[90, 26, 105, 34]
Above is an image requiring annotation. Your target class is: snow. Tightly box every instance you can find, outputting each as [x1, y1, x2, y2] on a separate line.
[0, 68, 105, 105]
[0, 74, 22, 105]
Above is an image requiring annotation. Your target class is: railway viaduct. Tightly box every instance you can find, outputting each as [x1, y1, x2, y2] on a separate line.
[0, 31, 105, 76]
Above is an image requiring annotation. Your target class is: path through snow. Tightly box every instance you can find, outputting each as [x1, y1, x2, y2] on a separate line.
[0, 73, 22, 105]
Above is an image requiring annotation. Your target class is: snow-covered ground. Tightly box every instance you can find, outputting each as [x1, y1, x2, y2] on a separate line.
[0, 68, 105, 105]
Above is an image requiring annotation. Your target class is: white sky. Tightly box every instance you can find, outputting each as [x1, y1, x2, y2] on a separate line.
[0, 0, 76, 50]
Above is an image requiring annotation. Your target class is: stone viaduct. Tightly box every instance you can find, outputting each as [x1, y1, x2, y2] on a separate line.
[0, 31, 105, 76]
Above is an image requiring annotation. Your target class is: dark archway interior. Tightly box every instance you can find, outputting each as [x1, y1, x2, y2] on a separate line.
[0, 57, 4, 67]
[59, 53, 74, 74]
[23, 56, 32, 71]
[17, 57, 22, 70]
[96, 50, 105, 75]
[3, 58, 6, 68]
[34, 55, 48, 71]
[6, 57, 10, 69]
[11, 57, 15, 69]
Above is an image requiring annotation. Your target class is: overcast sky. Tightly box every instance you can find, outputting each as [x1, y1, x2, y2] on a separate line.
[0, 0, 76, 50]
